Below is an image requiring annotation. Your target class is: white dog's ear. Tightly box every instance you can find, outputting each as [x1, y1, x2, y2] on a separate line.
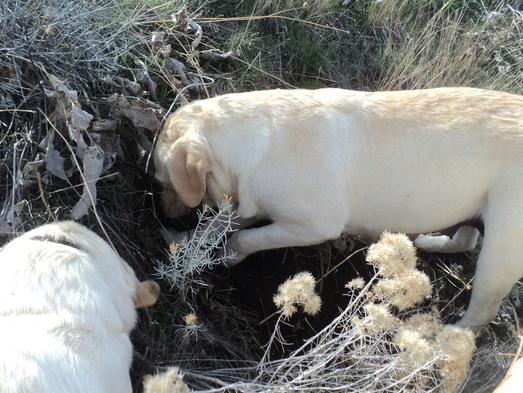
[134, 280, 160, 308]
[170, 138, 211, 208]
[30, 225, 81, 251]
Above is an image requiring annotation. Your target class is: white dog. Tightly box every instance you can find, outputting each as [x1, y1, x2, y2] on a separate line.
[0, 221, 160, 393]
[154, 87, 523, 332]
[496, 357, 523, 393]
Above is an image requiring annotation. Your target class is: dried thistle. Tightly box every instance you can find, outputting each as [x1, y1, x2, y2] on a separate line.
[436, 325, 476, 393]
[394, 326, 437, 368]
[362, 303, 400, 334]
[372, 269, 432, 311]
[143, 367, 190, 393]
[366, 231, 418, 277]
[273, 271, 322, 318]
[345, 277, 365, 290]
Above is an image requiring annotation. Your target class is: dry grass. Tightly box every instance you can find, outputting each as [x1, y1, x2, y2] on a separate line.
[1, 0, 523, 392]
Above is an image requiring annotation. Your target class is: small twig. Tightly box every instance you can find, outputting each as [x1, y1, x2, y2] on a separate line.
[188, 18, 203, 52]
[323, 246, 368, 279]
[258, 310, 279, 325]
[0, 109, 35, 113]
[180, 370, 232, 388]
[436, 261, 472, 290]
[439, 277, 474, 314]
[36, 171, 55, 220]
[172, 8, 203, 52]
[304, 317, 318, 335]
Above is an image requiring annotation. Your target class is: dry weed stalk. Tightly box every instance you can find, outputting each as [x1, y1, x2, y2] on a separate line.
[155, 197, 237, 299]
[176, 232, 475, 393]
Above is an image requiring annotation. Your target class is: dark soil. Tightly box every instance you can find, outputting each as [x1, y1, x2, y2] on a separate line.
[125, 188, 484, 392]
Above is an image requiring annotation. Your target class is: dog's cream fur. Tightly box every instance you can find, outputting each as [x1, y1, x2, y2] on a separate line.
[154, 87, 523, 332]
[496, 357, 523, 393]
[0, 221, 159, 393]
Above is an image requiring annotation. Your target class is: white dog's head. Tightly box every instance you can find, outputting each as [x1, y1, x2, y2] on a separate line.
[0, 221, 159, 332]
[154, 114, 212, 218]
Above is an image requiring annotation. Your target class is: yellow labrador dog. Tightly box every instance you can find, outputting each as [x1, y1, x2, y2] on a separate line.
[154, 87, 523, 332]
[0, 221, 159, 393]
[496, 357, 523, 393]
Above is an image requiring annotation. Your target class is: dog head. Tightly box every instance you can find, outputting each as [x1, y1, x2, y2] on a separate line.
[154, 115, 212, 218]
[4, 221, 160, 331]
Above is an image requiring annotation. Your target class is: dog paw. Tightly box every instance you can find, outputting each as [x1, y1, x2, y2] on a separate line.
[214, 246, 244, 267]
[414, 234, 452, 252]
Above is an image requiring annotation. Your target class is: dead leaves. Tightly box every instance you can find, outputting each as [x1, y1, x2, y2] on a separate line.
[153, 7, 240, 97]
[39, 73, 164, 220]
[22, 6, 238, 222]
[44, 74, 91, 154]
[0, 201, 25, 235]
[40, 75, 103, 219]
[70, 145, 104, 220]
[106, 94, 164, 131]
[41, 131, 68, 181]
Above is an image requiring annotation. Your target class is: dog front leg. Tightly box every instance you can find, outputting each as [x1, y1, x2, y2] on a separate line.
[224, 221, 338, 266]
[456, 227, 523, 333]
[161, 215, 258, 247]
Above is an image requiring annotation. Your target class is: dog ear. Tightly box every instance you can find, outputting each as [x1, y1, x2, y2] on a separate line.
[170, 138, 211, 208]
[134, 280, 160, 308]
[29, 222, 82, 251]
